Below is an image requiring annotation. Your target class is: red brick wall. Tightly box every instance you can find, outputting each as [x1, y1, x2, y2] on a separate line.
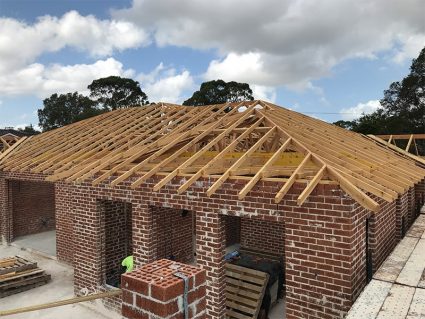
[240, 218, 285, 257]
[55, 182, 75, 264]
[151, 206, 194, 263]
[368, 196, 397, 272]
[99, 200, 132, 286]
[0, 178, 9, 244]
[283, 183, 369, 318]
[10, 180, 55, 238]
[350, 204, 369, 302]
[2, 170, 418, 319]
[407, 187, 416, 226]
[415, 179, 425, 214]
[223, 215, 240, 247]
[396, 192, 409, 239]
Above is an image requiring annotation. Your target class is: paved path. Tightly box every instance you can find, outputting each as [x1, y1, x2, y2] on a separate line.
[0, 245, 121, 319]
[347, 205, 425, 319]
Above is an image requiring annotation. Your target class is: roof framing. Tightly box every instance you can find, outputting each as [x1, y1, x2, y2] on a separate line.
[1, 101, 425, 213]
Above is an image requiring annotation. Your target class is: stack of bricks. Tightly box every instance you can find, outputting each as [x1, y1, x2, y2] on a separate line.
[121, 259, 206, 319]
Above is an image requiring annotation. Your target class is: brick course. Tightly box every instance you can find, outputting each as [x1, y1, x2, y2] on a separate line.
[152, 206, 194, 263]
[121, 259, 206, 319]
[10, 180, 55, 238]
[240, 217, 285, 257]
[1, 169, 424, 319]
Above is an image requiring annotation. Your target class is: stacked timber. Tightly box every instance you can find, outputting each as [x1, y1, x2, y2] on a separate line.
[0, 256, 51, 298]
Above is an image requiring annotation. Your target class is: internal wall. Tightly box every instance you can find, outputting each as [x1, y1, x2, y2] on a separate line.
[10, 180, 55, 238]
[368, 196, 397, 272]
[151, 206, 194, 263]
[240, 218, 285, 257]
[223, 215, 240, 247]
[99, 200, 132, 287]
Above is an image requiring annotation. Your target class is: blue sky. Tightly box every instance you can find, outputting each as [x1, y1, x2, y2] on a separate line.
[0, 0, 424, 129]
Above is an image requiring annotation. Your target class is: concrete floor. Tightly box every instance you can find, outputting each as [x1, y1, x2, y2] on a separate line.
[347, 206, 425, 319]
[0, 245, 121, 319]
[269, 298, 286, 318]
[12, 230, 56, 257]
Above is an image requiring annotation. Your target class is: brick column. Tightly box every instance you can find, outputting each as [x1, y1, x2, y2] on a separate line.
[415, 179, 425, 214]
[73, 184, 103, 294]
[284, 194, 368, 319]
[121, 259, 206, 318]
[407, 187, 416, 226]
[55, 182, 75, 264]
[0, 177, 10, 244]
[395, 192, 409, 239]
[132, 203, 155, 268]
[196, 211, 226, 318]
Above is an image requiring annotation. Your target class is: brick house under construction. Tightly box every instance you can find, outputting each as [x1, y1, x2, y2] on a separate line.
[1, 100, 425, 319]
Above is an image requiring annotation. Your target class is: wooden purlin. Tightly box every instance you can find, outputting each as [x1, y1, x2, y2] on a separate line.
[152, 103, 258, 191]
[0, 111, 112, 171]
[238, 137, 292, 200]
[368, 135, 425, 166]
[206, 126, 277, 197]
[32, 107, 157, 174]
[50, 106, 195, 182]
[84, 106, 210, 185]
[108, 103, 231, 187]
[50, 107, 164, 175]
[129, 102, 253, 189]
[260, 103, 425, 194]
[0, 137, 30, 163]
[265, 103, 422, 187]
[256, 108, 380, 211]
[261, 113, 400, 203]
[176, 117, 265, 194]
[48, 106, 170, 176]
[2, 100, 425, 212]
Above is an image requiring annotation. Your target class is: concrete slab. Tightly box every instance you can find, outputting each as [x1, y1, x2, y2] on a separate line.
[407, 288, 425, 318]
[0, 244, 120, 319]
[406, 215, 425, 238]
[12, 230, 56, 257]
[376, 285, 415, 319]
[347, 207, 425, 319]
[269, 298, 285, 319]
[346, 280, 392, 319]
[374, 236, 418, 283]
[396, 239, 425, 287]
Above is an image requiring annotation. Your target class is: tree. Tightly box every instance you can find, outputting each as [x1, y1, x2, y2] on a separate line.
[333, 120, 355, 130]
[352, 46, 425, 135]
[183, 80, 254, 106]
[88, 76, 149, 110]
[17, 124, 40, 135]
[379, 47, 425, 134]
[38, 92, 103, 131]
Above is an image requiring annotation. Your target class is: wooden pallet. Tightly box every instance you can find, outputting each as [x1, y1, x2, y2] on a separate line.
[225, 263, 269, 319]
[0, 256, 37, 276]
[0, 256, 50, 298]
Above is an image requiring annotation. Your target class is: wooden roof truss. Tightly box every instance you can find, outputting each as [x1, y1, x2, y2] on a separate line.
[1, 101, 425, 213]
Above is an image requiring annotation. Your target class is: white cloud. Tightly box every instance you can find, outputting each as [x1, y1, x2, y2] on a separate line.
[0, 58, 134, 98]
[114, 0, 425, 88]
[137, 63, 195, 103]
[251, 85, 276, 103]
[0, 11, 149, 73]
[340, 100, 382, 121]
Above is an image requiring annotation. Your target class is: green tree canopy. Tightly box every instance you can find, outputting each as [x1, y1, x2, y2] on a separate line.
[38, 92, 104, 131]
[348, 46, 425, 135]
[88, 76, 149, 110]
[17, 124, 40, 135]
[183, 79, 254, 106]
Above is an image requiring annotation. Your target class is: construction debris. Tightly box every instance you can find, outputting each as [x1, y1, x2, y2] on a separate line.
[0, 256, 50, 298]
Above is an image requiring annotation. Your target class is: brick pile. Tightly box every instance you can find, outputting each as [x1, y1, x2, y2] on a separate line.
[121, 259, 206, 319]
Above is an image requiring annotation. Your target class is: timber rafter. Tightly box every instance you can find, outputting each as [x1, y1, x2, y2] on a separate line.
[1, 101, 425, 213]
